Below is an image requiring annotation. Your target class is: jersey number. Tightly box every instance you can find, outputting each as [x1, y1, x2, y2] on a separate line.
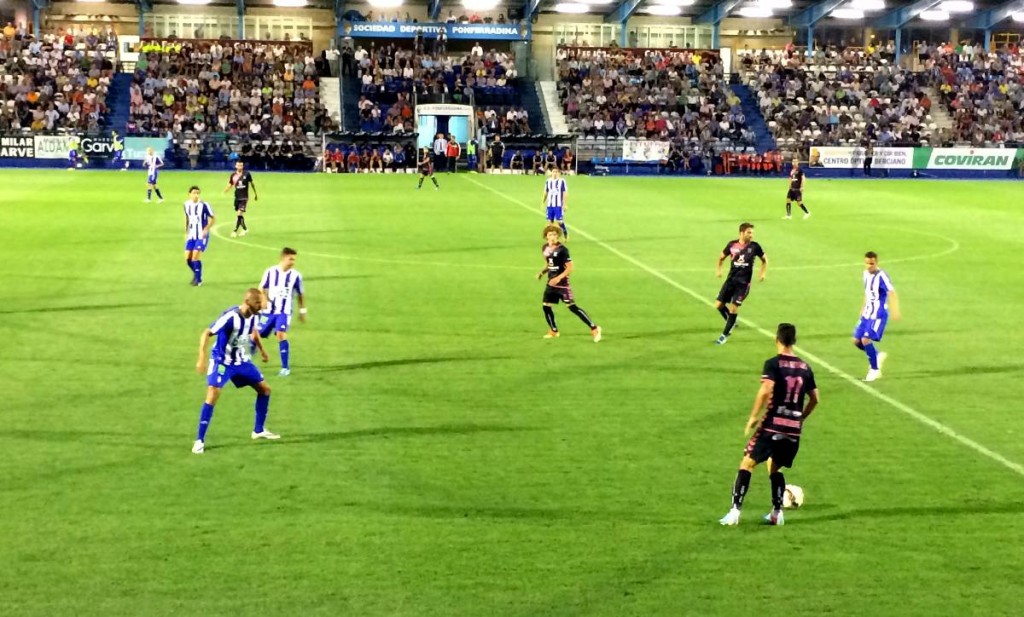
[784, 376, 803, 404]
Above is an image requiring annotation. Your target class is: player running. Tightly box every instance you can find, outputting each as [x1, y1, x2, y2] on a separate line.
[258, 248, 306, 377]
[785, 158, 810, 219]
[67, 136, 87, 169]
[543, 167, 569, 240]
[720, 323, 820, 527]
[225, 161, 258, 237]
[417, 147, 439, 190]
[854, 251, 901, 382]
[111, 130, 127, 170]
[184, 185, 215, 286]
[144, 147, 164, 203]
[192, 288, 278, 455]
[714, 222, 767, 344]
[538, 224, 601, 342]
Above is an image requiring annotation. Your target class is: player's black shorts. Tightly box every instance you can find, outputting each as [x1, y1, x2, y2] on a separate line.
[717, 278, 751, 306]
[744, 430, 800, 468]
[234, 198, 248, 213]
[543, 281, 574, 305]
[419, 165, 433, 176]
[787, 188, 803, 202]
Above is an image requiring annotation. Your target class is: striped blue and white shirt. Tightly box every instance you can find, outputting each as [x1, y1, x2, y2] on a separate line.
[862, 269, 895, 320]
[184, 199, 214, 240]
[145, 154, 162, 175]
[545, 178, 567, 208]
[260, 266, 304, 315]
[209, 307, 257, 366]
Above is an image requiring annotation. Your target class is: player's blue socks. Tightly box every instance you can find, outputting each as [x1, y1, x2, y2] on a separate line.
[560, 222, 568, 238]
[147, 189, 152, 200]
[194, 260, 203, 283]
[279, 340, 290, 370]
[196, 403, 215, 441]
[254, 394, 270, 433]
[154, 189, 163, 200]
[864, 343, 879, 370]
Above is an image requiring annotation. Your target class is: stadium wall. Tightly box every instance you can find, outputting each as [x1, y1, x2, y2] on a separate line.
[45, 2, 336, 51]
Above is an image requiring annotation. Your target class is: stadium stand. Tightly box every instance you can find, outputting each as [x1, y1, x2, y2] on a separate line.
[346, 42, 519, 132]
[127, 39, 334, 139]
[0, 28, 116, 133]
[740, 48, 941, 152]
[556, 47, 753, 148]
[923, 44, 1024, 146]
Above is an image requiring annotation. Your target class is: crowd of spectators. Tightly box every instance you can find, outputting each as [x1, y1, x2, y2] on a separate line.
[0, 24, 116, 133]
[556, 47, 753, 146]
[128, 39, 336, 139]
[741, 48, 938, 148]
[921, 43, 1024, 145]
[347, 40, 518, 131]
[477, 106, 530, 136]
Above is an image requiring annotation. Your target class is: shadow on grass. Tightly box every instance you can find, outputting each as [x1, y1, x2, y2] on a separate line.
[794, 501, 1024, 525]
[893, 364, 1024, 379]
[303, 356, 512, 372]
[272, 423, 538, 446]
[0, 302, 162, 315]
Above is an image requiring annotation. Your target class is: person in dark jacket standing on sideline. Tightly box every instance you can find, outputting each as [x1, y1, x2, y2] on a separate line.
[863, 141, 874, 176]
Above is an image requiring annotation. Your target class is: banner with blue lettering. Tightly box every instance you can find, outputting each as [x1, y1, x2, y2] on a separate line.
[124, 137, 171, 161]
[343, 21, 529, 41]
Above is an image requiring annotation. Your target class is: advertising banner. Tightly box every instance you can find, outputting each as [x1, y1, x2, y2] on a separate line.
[0, 135, 35, 158]
[33, 134, 75, 159]
[124, 137, 170, 161]
[416, 104, 474, 117]
[923, 147, 1022, 170]
[344, 21, 529, 41]
[808, 146, 913, 169]
[622, 140, 671, 162]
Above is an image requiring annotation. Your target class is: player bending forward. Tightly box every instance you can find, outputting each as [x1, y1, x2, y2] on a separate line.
[192, 288, 279, 454]
[720, 323, 820, 526]
[258, 247, 306, 377]
[538, 225, 601, 342]
[855, 251, 901, 382]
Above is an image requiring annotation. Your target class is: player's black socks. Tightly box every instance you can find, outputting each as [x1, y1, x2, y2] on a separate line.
[799, 203, 809, 214]
[732, 469, 752, 509]
[770, 472, 787, 510]
[569, 304, 596, 329]
[723, 312, 738, 336]
[235, 216, 246, 231]
[417, 178, 424, 188]
[785, 203, 792, 217]
[543, 305, 558, 332]
[717, 305, 730, 322]
[431, 177, 439, 187]
[154, 189, 163, 200]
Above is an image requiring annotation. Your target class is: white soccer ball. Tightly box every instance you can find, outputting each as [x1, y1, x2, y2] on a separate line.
[783, 485, 805, 509]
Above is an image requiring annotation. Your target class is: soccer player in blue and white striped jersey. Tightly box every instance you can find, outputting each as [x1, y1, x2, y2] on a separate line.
[184, 186, 215, 286]
[192, 288, 277, 455]
[258, 248, 306, 377]
[543, 168, 569, 240]
[853, 251, 901, 382]
[144, 147, 164, 203]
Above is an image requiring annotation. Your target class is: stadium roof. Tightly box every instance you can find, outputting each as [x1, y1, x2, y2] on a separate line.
[106, 0, 1023, 29]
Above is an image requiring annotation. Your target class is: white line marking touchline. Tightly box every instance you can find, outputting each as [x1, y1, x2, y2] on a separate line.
[464, 176, 1024, 477]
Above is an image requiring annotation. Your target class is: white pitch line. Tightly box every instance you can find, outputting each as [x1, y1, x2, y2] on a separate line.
[465, 175, 1024, 478]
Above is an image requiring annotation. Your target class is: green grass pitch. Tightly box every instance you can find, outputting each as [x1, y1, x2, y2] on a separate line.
[3, 168, 1023, 616]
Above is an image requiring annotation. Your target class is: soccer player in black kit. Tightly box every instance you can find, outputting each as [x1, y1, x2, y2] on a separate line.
[538, 224, 601, 342]
[785, 157, 810, 219]
[720, 323, 820, 527]
[225, 161, 257, 237]
[714, 222, 767, 344]
[417, 147, 439, 190]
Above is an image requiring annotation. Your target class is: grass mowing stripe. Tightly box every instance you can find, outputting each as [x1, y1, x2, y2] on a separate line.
[463, 175, 1024, 478]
